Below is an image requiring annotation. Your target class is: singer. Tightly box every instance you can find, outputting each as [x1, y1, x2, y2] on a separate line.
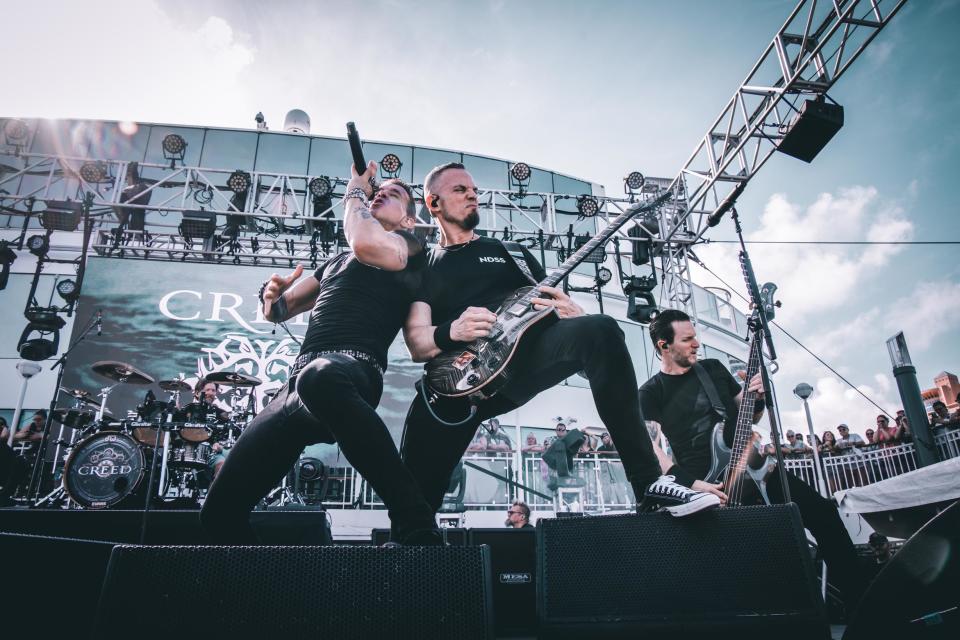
[200, 162, 442, 545]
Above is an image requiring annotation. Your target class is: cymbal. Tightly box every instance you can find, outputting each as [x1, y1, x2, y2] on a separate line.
[91, 361, 155, 385]
[52, 408, 95, 429]
[60, 387, 97, 406]
[203, 371, 261, 387]
[158, 379, 192, 392]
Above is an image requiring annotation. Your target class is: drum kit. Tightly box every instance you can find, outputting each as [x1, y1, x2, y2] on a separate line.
[44, 360, 261, 509]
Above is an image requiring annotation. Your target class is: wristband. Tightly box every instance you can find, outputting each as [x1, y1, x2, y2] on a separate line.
[344, 187, 369, 205]
[433, 321, 461, 351]
[269, 294, 289, 323]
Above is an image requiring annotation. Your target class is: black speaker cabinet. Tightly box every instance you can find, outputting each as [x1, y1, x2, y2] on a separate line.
[0, 532, 117, 637]
[777, 99, 845, 162]
[371, 526, 466, 546]
[537, 504, 828, 639]
[845, 499, 959, 640]
[95, 544, 493, 639]
[469, 528, 537, 637]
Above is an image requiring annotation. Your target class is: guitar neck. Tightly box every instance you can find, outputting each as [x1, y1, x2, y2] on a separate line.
[540, 191, 670, 290]
[723, 330, 763, 488]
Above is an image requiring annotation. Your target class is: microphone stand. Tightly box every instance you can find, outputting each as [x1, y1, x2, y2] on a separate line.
[27, 311, 100, 504]
[732, 208, 791, 503]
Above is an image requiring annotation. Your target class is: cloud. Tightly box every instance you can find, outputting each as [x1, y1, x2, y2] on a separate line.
[882, 280, 960, 350]
[779, 374, 899, 440]
[694, 186, 914, 326]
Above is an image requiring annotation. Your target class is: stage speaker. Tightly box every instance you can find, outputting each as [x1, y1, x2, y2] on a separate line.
[777, 99, 844, 163]
[844, 500, 959, 640]
[96, 544, 493, 639]
[371, 526, 466, 546]
[537, 504, 828, 639]
[0, 532, 116, 637]
[469, 528, 537, 637]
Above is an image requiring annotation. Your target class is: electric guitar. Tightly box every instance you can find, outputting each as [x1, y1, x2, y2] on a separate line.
[703, 257, 778, 506]
[424, 191, 670, 400]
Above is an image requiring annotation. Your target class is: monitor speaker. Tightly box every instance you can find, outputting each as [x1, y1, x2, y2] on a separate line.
[469, 528, 537, 637]
[96, 544, 493, 639]
[537, 504, 828, 639]
[777, 99, 844, 163]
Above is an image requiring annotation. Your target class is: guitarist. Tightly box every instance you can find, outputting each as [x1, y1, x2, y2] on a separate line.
[639, 309, 864, 607]
[399, 163, 720, 523]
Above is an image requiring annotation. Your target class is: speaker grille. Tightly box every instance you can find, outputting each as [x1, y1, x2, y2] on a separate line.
[97, 545, 492, 640]
[538, 505, 823, 629]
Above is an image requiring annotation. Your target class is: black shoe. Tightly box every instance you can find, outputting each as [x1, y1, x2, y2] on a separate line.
[399, 527, 445, 546]
[638, 475, 720, 517]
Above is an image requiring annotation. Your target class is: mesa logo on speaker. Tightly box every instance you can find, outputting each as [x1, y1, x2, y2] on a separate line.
[499, 572, 531, 584]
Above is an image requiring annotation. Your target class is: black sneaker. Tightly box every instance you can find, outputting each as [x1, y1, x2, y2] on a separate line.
[639, 475, 720, 517]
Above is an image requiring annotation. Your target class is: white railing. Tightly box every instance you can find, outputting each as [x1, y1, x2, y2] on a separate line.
[820, 443, 919, 493]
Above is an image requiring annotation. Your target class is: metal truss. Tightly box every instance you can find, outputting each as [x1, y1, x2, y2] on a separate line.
[654, 0, 907, 322]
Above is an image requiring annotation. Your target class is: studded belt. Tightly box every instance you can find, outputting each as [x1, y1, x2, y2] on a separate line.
[291, 350, 384, 378]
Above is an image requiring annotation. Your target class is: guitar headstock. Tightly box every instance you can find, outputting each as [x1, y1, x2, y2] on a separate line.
[759, 282, 778, 321]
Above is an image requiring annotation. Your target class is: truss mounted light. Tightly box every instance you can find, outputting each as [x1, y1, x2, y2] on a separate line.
[40, 199, 82, 232]
[380, 153, 402, 178]
[308, 176, 333, 199]
[161, 133, 187, 168]
[26, 234, 50, 257]
[3, 118, 30, 145]
[179, 210, 217, 241]
[79, 161, 108, 183]
[574, 234, 606, 264]
[625, 171, 645, 191]
[576, 195, 599, 218]
[18, 308, 65, 361]
[227, 170, 251, 194]
[596, 266, 613, 286]
[56, 278, 80, 303]
[510, 162, 531, 183]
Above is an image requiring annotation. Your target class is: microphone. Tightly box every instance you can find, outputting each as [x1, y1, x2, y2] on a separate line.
[96, 310, 102, 336]
[706, 181, 747, 228]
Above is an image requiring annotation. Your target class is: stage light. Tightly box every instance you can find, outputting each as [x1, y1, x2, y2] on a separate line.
[227, 170, 251, 194]
[26, 234, 50, 257]
[510, 162, 531, 183]
[179, 210, 217, 241]
[574, 234, 606, 264]
[597, 267, 613, 285]
[0, 241, 16, 291]
[79, 161, 108, 183]
[625, 171, 645, 191]
[576, 195, 599, 218]
[627, 290, 658, 324]
[162, 133, 186, 155]
[161, 133, 187, 169]
[18, 308, 65, 361]
[40, 199, 83, 232]
[380, 153, 402, 178]
[308, 176, 333, 199]
[56, 279, 80, 303]
[4, 118, 29, 144]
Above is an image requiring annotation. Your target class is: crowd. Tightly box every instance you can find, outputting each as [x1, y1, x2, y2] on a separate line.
[466, 416, 619, 457]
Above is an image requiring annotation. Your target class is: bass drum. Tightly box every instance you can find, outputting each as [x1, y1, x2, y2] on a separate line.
[64, 432, 146, 509]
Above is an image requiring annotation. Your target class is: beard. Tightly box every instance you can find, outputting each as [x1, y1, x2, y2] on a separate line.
[455, 210, 480, 231]
[504, 518, 513, 527]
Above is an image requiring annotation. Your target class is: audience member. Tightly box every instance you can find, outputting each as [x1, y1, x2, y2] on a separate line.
[865, 428, 876, 445]
[782, 430, 811, 455]
[521, 433, 543, 453]
[868, 532, 892, 565]
[930, 401, 953, 427]
[504, 500, 533, 529]
[874, 415, 902, 446]
[596, 432, 617, 454]
[483, 418, 512, 453]
[820, 430, 838, 455]
[835, 424, 865, 453]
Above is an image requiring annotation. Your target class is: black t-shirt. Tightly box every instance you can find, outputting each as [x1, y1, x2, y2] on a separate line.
[300, 231, 426, 371]
[638, 359, 742, 485]
[416, 236, 546, 325]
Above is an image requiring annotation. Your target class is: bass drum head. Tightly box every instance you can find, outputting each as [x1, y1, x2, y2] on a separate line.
[64, 432, 145, 509]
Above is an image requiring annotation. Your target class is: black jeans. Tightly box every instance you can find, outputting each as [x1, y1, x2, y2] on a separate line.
[200, 353, 434, 543]
[400, 314, 663, 519]
[759, 470, 866, 607]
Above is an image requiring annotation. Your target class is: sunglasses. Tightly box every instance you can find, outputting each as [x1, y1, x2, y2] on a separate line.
[507, 510, 524, 515]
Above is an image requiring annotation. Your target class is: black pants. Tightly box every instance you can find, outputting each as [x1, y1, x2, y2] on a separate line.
[758, 470, 866, 607]
[400, 315, 662, 519]
[200, 353, 434, 543]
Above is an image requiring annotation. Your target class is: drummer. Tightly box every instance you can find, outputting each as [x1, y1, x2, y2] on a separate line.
[195, 379, 230, 478]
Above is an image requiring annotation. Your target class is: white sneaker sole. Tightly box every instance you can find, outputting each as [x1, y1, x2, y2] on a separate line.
[662, 493, 721, 517]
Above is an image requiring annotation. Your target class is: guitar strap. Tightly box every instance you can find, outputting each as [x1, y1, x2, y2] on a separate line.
[692, 363, 726, 429]
[501, 241, 540, 285]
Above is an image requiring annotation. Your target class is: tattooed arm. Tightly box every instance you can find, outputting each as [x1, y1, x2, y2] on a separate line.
[343, 161, 413, 272]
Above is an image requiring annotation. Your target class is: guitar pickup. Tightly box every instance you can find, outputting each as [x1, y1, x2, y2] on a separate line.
[506, 303, 527, 317]
[487, 324, 503, 340]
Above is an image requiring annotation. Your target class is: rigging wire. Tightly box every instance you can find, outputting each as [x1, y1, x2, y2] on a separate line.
[703, 240, 960, 246]
[692, 258, 895, 419]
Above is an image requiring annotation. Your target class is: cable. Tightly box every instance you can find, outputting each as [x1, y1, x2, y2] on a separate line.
[694, 259, 895, 419]
[704, 240, 960, 246]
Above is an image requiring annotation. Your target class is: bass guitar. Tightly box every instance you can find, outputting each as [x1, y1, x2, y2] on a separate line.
[425, 190, 670, 400]
[703, 257, 778, 506]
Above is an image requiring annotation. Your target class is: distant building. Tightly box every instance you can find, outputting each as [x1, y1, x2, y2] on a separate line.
[922, 371, 960, 413]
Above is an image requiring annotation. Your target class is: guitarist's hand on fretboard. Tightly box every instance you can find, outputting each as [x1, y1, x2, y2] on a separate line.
[530, 285, 584, 319]
[745, 372, 765, 396]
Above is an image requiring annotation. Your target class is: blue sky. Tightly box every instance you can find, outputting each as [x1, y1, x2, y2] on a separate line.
[4, 0, 958, 436]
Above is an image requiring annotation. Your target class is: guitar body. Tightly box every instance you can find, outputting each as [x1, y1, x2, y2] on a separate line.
[705, 424, 772, 505]
[424, 287, 558, 398]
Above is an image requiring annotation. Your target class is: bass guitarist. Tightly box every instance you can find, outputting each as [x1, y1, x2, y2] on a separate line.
[399, 163, 719, 525]
[638, 309, 864, 608]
